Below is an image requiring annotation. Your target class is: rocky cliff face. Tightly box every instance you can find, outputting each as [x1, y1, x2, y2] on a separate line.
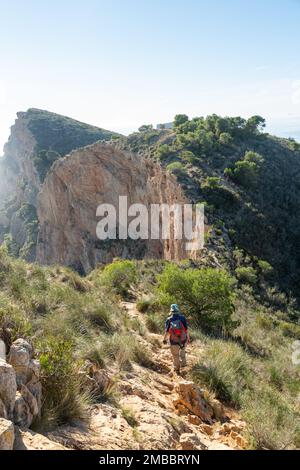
[36, 142, 191, 273]
[0, 109, 120, 263]
[0, 112, 39, 259]
[0, 110, 197, 273]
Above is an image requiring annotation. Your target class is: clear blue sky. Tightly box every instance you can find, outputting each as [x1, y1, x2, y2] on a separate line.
[1, 0, 300, 150]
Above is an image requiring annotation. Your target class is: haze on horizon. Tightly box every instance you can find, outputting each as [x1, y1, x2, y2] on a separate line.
[0, 0, 300, 153]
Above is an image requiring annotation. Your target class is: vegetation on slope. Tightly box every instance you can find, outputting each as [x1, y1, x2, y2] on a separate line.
[133, 114, 300, 305]
[1, 252, 299, 448]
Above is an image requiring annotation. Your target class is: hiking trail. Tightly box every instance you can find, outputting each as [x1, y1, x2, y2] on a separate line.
[16, 302, 248, 450]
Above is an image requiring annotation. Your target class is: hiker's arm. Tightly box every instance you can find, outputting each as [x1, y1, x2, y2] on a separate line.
[163, 320, 169, 343]
[182, 316, 190, 343]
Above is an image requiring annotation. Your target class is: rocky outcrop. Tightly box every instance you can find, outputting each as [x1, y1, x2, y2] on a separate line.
[0, 339, 6, 361]
[36, 142, 194, 273]
[0, 109, 118, 260]
[173, 380, 214, 422]
[0, 112, 39, 258]
[0, 418, 15, 450]
[0, 110, 200, 272]
[13, 428, 67, 451]
[0, 359, 17, 420]
[179, 432, 208, 450]
[0, 339, 42, 432]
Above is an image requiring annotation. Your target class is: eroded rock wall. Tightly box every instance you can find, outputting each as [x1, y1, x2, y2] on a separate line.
[36, 142, 193, 273]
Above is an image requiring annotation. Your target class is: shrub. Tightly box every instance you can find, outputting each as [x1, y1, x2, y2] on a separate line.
[235, 267, 258, 286]
[145, 313, 165, 334]
[136, 299, 152, 313]
[191, 340, 253, 405]
[121, 407, 138, 427]
[166, 161, 186, 174]
[242, 387, 299, 449]
[225, 151, 264, 188]
[155, 144, 172, 161]
[100, 333, 134, 370]
[85, 302, 117, 333]
[37, 337, 90, 429]
[80, 340, 106, 369]
[0, 292, 32, 339]
[202, 176, 221, 189]
[132, 342, 156, 369]
[257, 260, 273, 278]
[157, 264, 235, 333]
[102, 260, 137, 298]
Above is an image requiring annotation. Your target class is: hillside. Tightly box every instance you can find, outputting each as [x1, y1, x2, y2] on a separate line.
[125, 116, 300, 307]
[0, 110, 300, 450]
[0, 252, 299, 450]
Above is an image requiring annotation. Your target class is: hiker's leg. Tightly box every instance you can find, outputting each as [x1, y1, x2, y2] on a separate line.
[170, 345, 180, 372]
[180, 344, 187, 367]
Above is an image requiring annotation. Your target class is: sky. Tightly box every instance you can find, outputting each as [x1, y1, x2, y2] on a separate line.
[0, 0, 300, 152]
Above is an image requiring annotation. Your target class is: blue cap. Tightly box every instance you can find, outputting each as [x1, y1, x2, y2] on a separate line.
[170, 304, 180, 312]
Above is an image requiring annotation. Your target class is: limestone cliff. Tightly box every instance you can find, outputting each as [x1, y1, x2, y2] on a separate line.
[36, 142, 191, 273]
[0, 109, 120, 261]
[0, 110, 197, 273]
[0, 112, 39, 259]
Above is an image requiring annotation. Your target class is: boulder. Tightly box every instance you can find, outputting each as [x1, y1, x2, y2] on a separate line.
[179, 433, 207, 450]
[13, 392, 33, 428]
[188, 415, 202, 426]
[210, 398, 225, 420]
[8, 339, 34, 387]
[0, 359, 17, 419]
[0, 398, 7, 419]
[219, 420, 245, 435]
[199, 424, 214, 436]
[0, 418, 15, 450]
[21, 384, 39, 417]
[174, 381, 214, 422]
[0, 339, 6, 361]
[26, 380, 42, 417]
[0, 340, 42, 430]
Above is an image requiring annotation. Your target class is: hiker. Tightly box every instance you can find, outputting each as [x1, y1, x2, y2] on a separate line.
[163, 304, 189, 374]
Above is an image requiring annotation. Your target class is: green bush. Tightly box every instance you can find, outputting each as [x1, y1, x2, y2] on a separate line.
[257, 260, 273, 278]
[155, 144, 172, 161]
[157, 264, 235, 333]
[202, 176, 221, 189]
[235, 266, 258, 285]
[225, 151, 264, 188]
[102, 260, 137, 298]
[166, 161, 186, 174]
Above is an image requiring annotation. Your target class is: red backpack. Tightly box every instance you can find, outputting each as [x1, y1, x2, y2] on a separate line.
[169, 317, 187, 344]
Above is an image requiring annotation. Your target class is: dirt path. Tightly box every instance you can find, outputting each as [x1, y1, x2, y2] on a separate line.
[122, 301, 200, 376]
[117, 302, 247, 450]
[40, 301, 247, 451]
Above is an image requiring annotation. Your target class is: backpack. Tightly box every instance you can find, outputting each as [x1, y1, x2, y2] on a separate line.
[169, 317, 187, 345]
